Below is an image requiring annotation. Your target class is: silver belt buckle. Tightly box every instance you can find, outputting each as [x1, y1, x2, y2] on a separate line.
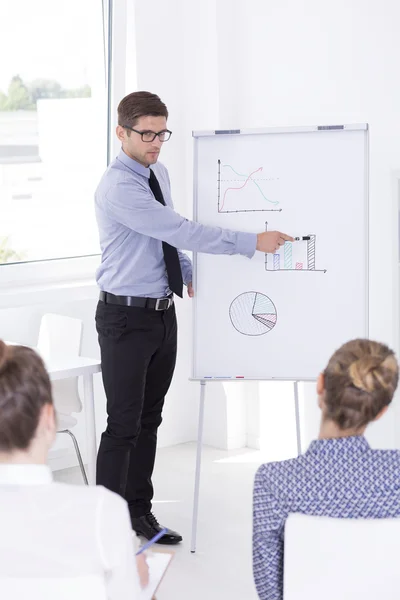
[155, 297, 172, 311]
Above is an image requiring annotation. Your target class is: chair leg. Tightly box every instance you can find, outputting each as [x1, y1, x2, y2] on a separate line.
[59, 429, 89, 485]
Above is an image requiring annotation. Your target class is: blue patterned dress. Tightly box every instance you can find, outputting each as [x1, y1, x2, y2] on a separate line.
[253, 436, 400, 599]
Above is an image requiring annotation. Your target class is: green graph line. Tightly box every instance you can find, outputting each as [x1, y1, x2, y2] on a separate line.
[222, 164, 279, 205]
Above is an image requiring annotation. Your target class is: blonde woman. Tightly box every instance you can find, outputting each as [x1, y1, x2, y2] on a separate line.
[0, 341, 148, 599]
[253, 339, 400, 600]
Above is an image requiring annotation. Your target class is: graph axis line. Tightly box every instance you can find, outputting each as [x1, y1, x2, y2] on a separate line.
[264, 267, 328, 273]
[219, 208, 282, 213]
[217, 159, 221, 212]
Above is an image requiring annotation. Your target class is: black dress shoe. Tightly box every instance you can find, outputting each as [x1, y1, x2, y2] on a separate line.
[131, 512, 182, 545]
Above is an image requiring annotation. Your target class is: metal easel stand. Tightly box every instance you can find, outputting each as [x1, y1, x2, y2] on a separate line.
[190, 381, 206, 553]
[190, 379, 302, 553]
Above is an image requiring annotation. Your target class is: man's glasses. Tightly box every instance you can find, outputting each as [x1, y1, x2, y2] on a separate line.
[122, 125, 172, 143]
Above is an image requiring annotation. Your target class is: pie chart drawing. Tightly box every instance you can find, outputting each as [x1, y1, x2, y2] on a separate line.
[229, 292, 277, 336]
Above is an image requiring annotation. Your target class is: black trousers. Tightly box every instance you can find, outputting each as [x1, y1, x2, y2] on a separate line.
[95, 300, 177, 517]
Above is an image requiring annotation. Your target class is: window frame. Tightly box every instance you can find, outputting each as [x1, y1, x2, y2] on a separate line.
[0, 0, 129, 303]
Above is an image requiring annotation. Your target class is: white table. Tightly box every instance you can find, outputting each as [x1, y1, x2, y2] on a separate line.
[46, 356, 101, 484]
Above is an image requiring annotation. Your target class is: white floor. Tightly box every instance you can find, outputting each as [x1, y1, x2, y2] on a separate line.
[54, 443, 266, 600]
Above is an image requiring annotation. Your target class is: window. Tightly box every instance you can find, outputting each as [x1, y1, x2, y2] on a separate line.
[0, 0, 107, 265]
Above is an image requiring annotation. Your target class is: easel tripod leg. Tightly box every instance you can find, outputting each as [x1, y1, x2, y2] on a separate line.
[190, 381, 206, 553]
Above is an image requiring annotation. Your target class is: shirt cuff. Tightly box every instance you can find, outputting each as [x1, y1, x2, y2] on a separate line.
[236, 232, 257, 258]
[180, 264, 192, 285]
[183, 271, 193, 285]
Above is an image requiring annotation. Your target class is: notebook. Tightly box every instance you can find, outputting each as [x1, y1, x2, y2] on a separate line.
[139, 551, 174, 600]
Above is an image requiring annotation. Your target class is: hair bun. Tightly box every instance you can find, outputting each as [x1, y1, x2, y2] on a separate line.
[0, 340, 9, 372]
[349, 355, 385, 393]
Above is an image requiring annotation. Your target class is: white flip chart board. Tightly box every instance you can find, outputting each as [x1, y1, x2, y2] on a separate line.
[192, 124, 368, 381]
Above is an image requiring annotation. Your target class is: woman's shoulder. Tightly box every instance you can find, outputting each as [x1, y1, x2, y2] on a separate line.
[255, 457, 300, 489]
[367, 447, 400, 472]
[51, 482, 129, 511]
[256, 456, 299, 475]
[254, 445, 400, 497]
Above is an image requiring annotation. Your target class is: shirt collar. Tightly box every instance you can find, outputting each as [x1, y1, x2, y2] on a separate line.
[306, 435, 370, 456]
[117, 149, 150, 178]
[0, 464, 53, 485]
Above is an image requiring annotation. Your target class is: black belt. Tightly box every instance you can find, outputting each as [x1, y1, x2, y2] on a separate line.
[99, 291, 173, 311]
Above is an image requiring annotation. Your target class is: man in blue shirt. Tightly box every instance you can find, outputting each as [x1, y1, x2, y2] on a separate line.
[95, 91, 292, 544]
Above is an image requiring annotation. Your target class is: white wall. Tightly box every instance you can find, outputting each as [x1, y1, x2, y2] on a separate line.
[131, 0, 226, 448]
[131, 0, 400, 453]
[224, 0, 400, 450]
[2, 0, 399, 469]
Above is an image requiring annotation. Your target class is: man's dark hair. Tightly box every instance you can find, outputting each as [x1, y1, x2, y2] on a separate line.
[118, 91, 168, 128]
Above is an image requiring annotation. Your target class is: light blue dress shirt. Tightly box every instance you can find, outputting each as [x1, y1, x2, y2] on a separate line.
[95, 150, 257, 298]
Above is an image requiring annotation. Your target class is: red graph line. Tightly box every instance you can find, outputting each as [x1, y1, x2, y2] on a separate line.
[219, 166, 263, 211]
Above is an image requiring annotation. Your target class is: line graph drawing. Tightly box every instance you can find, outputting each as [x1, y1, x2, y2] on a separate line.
[229, 292, 277, 336]
[264, 221, 327, 273]
[218, 159, 282, 213]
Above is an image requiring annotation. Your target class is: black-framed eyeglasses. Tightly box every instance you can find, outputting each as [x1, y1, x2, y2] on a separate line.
[122, 125, 172, 143]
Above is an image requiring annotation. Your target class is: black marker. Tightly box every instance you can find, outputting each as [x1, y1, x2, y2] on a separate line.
[294, 236, 311, 241]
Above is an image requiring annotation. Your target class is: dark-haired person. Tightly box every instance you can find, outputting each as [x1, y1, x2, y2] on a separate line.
[0, 341, 147, 599]
[253, 339, 400, 600]
[94, 90, 294, 544]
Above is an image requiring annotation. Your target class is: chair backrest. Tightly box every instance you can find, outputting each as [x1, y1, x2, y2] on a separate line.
[284, 513, 400, 600]
[38, 313, 83, 359]
[37, 313, 83, 415]
[0, 575, 107, 600]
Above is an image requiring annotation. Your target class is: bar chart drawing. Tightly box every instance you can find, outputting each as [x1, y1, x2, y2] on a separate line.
[217, 159, 282, 213]
[264, 222, 326, 273]
[229, 292, 277, 336]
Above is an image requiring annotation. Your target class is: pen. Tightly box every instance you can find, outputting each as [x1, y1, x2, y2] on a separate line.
[136, 528, 168, 554]
[294, 236, 311, 241]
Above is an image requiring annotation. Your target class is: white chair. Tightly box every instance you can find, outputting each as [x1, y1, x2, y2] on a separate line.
[284, 513, 400, 600]
[38, 313, 88, 485]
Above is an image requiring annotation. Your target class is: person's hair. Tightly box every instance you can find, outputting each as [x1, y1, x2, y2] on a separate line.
[117, 91, 168, 129]
[322, 339, 399, 430]
[0, 340, 53, 452]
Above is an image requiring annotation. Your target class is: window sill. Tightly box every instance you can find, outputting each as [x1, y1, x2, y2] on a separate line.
[0, 255, 100, 309]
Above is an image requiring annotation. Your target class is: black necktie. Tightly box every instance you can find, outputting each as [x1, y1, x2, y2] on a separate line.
[149, 169, 183, 298]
